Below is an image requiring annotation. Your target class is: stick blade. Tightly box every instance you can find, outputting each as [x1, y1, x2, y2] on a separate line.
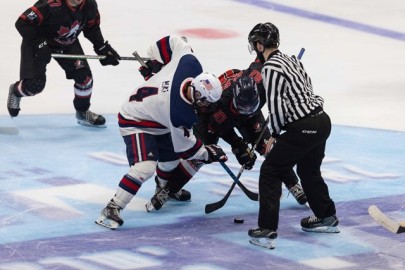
[368, 205, 404, 234]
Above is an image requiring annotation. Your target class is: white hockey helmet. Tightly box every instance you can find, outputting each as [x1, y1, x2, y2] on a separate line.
[191, 73, 222, 107]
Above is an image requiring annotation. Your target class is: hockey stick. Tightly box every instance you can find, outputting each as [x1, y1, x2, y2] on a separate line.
[297, 47, 305, 59]
[205, 115, 270, 214]
[368, 205, 405, 234]
[193, 126, 258, 202]
[51, 52, 150, 63]
[218, 161, 258, 201]
[132, 51, 148, 67]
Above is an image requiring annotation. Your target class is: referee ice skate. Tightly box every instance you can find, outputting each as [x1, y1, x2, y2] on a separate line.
[247, 22, 339, 249]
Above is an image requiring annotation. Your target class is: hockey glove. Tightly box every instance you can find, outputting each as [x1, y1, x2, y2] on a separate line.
[94, 41, 121, 66]
[138, 60, 164, 80]
[33, 39, 52, 65]
[204, 144, 228, 163]
[232, 141, 257, 170]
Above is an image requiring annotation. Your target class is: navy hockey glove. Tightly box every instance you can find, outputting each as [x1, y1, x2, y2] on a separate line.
[232, 141, 257, 170]
[138, 60, 164, 80]
[204, 144, 228, 163]
[94, 41, 121, 66]
[33, 39, 51, 65]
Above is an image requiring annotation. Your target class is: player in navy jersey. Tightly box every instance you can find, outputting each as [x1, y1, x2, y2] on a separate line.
[96, 36, 228, 229]
[7, 0, 121, 127]
[247, 22, 339, 250]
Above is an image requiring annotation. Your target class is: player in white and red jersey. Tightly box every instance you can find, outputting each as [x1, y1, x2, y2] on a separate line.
[96, 35, 228, 229]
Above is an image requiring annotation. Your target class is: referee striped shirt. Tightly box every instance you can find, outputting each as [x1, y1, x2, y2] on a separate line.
[261, 50, 324, 136]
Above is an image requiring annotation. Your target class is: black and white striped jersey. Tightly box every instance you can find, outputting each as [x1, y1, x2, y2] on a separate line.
[261, 50, 324, 136]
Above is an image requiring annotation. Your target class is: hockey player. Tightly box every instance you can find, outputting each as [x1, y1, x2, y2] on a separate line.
[7, 0, 121, 127]
[193, 64, 307, 206]
[138, 40, 306, 209]
[96, 35, 228, 229]
[247, 22, 339, 249]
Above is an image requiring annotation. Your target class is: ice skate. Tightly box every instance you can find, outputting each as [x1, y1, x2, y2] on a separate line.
[248, 227, 277, 249]
[301, 215, 340, 233]
[146, 187, 170, 212]
[169, 189, 191, 201]
[154, 176, 191, 202]
[7, 84, 21, 117]
[95, 200, 123, 229]
[76, 110, 106, 128]
[287, 182, 307, 205]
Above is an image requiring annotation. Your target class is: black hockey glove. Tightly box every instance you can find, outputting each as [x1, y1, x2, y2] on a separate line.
[33, 39, 52, 65]
[138, 60, 164, 80]
[94, 41, 121, 66]
[232, 141, 257, 170]
[204, 144, 228, 163]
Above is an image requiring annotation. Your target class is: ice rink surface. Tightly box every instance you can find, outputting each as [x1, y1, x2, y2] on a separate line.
[1, 1, 405, 269]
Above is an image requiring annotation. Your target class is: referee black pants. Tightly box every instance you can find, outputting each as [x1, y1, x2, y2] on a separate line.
[258, 111, 336, 230]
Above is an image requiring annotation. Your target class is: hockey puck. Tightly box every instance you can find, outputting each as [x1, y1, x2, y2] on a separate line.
[234, 218, 244, 224]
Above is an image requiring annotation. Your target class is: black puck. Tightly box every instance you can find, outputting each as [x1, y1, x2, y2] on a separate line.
[234, 218, 244, 224]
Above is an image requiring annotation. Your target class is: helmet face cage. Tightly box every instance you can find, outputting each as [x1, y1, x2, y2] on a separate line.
[248, 23, 262, 53]
[232, 76, 260, 115]
[192, 85, 210, 107]
[248, 22, 280, 53]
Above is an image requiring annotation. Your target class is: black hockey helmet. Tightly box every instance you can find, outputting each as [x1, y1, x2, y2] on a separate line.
[232, 76, 260, 115]
[248, 22, 280, 52]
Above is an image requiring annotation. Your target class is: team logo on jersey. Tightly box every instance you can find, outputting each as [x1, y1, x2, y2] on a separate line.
[57, 21, 81, 38]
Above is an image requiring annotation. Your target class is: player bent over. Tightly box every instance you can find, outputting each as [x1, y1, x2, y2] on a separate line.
[8, 0, 121, 127]
[194, 72, 307, 206]
[96, 35, 227, 229]
[139, 62, 307, 209]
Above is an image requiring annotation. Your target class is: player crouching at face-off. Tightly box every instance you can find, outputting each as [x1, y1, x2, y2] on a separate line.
[96, 35, 227, 229]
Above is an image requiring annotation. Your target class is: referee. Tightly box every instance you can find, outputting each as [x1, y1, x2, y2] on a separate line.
[247, 22, 339, 249]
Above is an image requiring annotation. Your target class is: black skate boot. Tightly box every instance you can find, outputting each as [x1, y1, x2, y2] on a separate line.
[154, 177, 191, 202]
[76, 110, 106, 128]
[287, 182, 307, 205]
[7, 84, 21, 117]
[95, 200, 123, 229]
[145, 187, 170, 212]
[248, 227, 277, 249]
[301, 215, 339, 233]
[169, 189, 191, 201]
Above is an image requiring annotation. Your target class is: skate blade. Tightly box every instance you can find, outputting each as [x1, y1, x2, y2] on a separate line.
[249, 238, 275, 249]
[77, 120, 107, 128]
[302, 226, 340, 233]
[95, 216, 120, 230]
[145, 202, 156, 212]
